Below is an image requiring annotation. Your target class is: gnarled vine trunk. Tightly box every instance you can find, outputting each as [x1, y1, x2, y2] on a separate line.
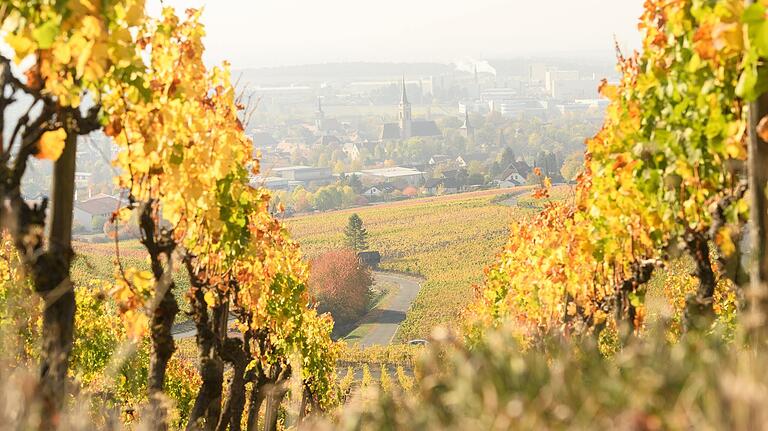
[684, 231, 717, 330]
[216, 337, 250, 431]
[139, 202, 179, 430]
[186, 263, 228, 431]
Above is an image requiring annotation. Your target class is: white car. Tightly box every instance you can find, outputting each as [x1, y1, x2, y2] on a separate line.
[407, 339, 429, 346]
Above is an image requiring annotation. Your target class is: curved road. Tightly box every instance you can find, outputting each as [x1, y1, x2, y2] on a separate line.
[350, 272, 422, 347]
[171, 271, 422, 344]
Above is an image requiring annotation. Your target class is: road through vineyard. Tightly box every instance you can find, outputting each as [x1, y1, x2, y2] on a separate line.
[285, 186, 544, 341]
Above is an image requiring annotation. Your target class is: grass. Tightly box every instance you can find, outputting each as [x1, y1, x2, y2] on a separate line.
[286, 187, 541, 342]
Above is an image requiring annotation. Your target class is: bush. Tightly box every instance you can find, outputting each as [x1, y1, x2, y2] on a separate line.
[309, 249, 373, 326]
[402, 186, 418, 198]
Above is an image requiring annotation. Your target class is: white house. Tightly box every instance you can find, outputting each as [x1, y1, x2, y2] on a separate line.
[73, 194, 124, 231]
[363, 186, 383, 197]
[497, 165, 527, 188]
[428, 154, 451, 165]
[343, 143, 361, 161]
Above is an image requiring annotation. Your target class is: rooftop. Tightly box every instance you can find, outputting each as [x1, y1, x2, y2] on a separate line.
[361, 167, 424, 178]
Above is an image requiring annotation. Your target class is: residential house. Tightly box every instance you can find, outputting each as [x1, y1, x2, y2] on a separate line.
[73, 194, 124, 232]
[513, 160, 532, 178]
[343, 143, 361, 161]
[496, 164, 527, 188]
[429, 154, 452, 166]
[363, 186, 383, 197]
[455, 154, 486, 168]
[425, 177, 458, 195]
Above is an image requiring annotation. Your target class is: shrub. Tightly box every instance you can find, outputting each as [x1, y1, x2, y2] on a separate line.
[309, 249, 373, 326]
[402, 186, 418, 198]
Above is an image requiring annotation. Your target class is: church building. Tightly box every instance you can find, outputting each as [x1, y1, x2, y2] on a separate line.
[380, 77, 441, 141]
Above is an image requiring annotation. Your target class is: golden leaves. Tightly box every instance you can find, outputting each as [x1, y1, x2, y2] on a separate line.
[472, 0, 748, 342]
[598, 79, 618, 100]
[35, 128, 67, 160]
[203, 290, 217, 307]
[2, 0, 145, 106]
[5, 33, 34, 63]
[693, 22, 716, 60]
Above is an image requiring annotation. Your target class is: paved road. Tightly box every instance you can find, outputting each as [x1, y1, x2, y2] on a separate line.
[352, 272, 422, 348]
[498, 188, 533, 207]
[171, 271, 422, 343]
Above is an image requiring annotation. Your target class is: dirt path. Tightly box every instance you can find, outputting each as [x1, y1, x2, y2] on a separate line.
[171, 271, 422, 344]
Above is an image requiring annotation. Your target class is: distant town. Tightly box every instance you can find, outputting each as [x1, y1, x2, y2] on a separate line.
[22, 58, 615, 233]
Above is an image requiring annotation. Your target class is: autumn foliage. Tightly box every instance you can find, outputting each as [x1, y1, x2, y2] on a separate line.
[310, 249, 373, 326]
[470, 0, 752, 343]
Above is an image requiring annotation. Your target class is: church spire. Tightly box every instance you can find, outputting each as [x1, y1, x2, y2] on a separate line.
[399, 75, 412, 139]
[461, 109, 474, 142]
[401, 75, 409, 105]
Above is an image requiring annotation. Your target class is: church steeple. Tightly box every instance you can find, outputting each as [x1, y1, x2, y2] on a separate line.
[399, 75, 412, 139]
[315, 96, 325, 132]
[461, 109, 474, 143]
[401, 75, 409, 105]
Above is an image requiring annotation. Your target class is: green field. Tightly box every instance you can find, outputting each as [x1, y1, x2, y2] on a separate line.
[285, 187, 540, 342]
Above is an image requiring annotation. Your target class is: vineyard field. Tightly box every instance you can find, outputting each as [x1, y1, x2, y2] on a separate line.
[286, 187, 548, 341]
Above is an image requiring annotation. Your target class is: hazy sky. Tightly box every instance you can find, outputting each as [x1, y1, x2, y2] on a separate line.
[148, 0, 643, 69]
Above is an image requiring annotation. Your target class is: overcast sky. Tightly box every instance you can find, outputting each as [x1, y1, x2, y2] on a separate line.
[148, 0, 643, 69]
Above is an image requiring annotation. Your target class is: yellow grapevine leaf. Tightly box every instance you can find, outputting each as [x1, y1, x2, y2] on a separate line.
[35, 129, 67, 160]
[5, 33, 35, 63]
[204, 290, 216, 307]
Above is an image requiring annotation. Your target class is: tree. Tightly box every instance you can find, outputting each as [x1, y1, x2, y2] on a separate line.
[560, 152, 584, 181]
[106, 9, 338, 429]
[348, 174, 364, 193]
[344, 214, 369, 252]
[471, 0, 748, 340]
[309, 249, 373, 325]
[402, 186, 419, 198]
[0, 0, 145, 421]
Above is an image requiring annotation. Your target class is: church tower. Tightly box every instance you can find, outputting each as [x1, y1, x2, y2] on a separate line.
[461, 109, 474, 143]
[315, 96, 325, 131]
[399, 76, 412, 140]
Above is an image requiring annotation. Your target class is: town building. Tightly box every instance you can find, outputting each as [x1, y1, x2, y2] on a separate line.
[496, 164, 527, 188]
[429, 154, 452, 165]
[271, 166, 333, 182]
[380, 77, 441, 141]
[455, 154, 485, 168]
[360, 167, 425, 188]
[460, 110, 474, 142]
[73, 193, 124, 232]
[74, 172, 92, 201]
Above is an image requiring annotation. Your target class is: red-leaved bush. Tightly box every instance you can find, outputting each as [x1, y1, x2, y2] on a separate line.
[309, 249, 373, 325]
